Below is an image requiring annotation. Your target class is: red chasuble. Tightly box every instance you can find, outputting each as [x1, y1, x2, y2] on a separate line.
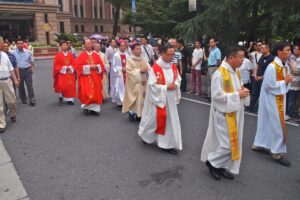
[120, 54, 127, 84]
[53, 51, 76, 98]
[76, 51, 105, 105]
[152, 63, 178, 135]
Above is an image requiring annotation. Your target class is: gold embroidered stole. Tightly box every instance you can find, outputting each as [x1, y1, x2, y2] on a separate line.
[272, 61, 288, 143]
[218, 66, 241, 160]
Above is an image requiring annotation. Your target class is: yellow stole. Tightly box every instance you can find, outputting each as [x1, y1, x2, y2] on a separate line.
[273, 61, 288, 143]
[218, 66, 241, 161]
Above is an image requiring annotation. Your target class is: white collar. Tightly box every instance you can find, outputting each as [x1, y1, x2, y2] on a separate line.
[62, 51, 68, 56]
[221, 61, 235, 72]
[274, 56, 287, 68]
[86, 50, 93, 56]
[157, 57, 171, 69]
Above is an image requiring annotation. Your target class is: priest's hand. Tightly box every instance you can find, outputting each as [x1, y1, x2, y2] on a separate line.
[285, 74, 294, 84]
[90, 65, 97, 70]
[167, 83, 177, 90]
[238, 87, 250, 98]
[140, 66, 148, 73]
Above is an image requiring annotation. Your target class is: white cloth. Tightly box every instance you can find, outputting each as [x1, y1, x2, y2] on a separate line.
[0, 51, 14, 78]
[250, 51, 262, 68]
[138, 57, 182, 150]
[240, 58, 253, 84]
[253, 57, 290, 154]
[105, 46, 117, 64]
[201, 61, 250, 174]
[110, 51, 127, 105]
[141, 44, 154, 63]
[81, 104, 101, 112]
[192, 48, 204, 70]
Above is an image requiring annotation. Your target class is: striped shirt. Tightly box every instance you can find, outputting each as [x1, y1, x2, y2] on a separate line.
[172, 49, 182, 65]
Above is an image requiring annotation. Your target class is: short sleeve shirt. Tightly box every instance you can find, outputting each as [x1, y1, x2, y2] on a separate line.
[208, 47, 221, 66]
[192, 48, 204, 70]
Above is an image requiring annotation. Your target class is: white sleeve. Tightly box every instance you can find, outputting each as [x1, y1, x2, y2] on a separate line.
[147, 68, 168, 108]
[211, 71, 241, 113]
[263, 65, 289, 95]
[60, 66, 67, 74]
[83, 65, 91, 75]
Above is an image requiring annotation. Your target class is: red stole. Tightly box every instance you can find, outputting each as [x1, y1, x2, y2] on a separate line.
[120, 54, 127, 83]
[152, 63, 178, 135]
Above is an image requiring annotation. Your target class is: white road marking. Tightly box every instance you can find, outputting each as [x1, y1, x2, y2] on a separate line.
[181, 97, 299, 127]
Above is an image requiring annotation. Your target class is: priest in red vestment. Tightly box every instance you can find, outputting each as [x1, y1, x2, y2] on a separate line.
[53, 40, 76, 105]
[76, 39, 105, 116]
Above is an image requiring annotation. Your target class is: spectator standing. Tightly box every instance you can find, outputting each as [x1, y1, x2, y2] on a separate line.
[188, 41, 203, 95]
[178, 39, 190, 92]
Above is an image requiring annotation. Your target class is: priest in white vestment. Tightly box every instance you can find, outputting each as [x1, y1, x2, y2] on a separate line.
[201, 46, 250, 180]
[252, 42, 293, 167]
[138, 44, 182, 155]
[110, 40, 128, 105]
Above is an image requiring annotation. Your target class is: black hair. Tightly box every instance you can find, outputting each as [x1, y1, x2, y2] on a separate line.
[225, 45, 243, 58]
[59, 40, 68, 46]
[161, 44, 175, 54]
[129, 42, 140, 50]
[262, 43, 271, 49]
[274, 41, 290, 56]
[178, 39, 184, 45]
[16, 38, 23, 43]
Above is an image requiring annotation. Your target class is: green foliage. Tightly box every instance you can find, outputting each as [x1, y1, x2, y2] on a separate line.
[123, 0, 300, 45]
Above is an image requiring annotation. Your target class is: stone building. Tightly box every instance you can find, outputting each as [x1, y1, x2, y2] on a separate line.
[0, 0, 134, 45]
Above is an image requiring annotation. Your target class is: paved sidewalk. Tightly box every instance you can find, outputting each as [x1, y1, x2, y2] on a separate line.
[0, 138, 29, 200]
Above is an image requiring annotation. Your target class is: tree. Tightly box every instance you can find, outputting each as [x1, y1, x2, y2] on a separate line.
[107, 0, 130, 38]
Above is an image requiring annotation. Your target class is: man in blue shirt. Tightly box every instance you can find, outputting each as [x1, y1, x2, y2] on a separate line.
[13, 39, 36, 106]
[207, 38, 221, 100]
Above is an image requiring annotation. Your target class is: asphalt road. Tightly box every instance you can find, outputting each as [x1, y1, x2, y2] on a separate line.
[2, 59, 300, 200]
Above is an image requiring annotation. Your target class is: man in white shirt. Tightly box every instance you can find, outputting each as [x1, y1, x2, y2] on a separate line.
[141, 36, 155, 65]
[188, 41, 204, 95]
[0, 36, 19, 133]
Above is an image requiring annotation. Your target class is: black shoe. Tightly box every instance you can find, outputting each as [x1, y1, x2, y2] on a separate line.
[141, 139, 149, 145]
[0, 127, 6, 134]
[218, 168, 234, 180]
[10, 116, 16, 123]
[129, 113, 135, 121]
[90, 111, 100, 116]
[59, 97, 63, 104]
[163, 148, 178, 155]
[273, 156, 291, 167]
[67, 101, 74, 105]
[83, 109, 90, 116]
[136, 116, 141, 122]
[30, 102, 36, 106]
[205, 161, 221, 180]
[252, 145, 270, 154]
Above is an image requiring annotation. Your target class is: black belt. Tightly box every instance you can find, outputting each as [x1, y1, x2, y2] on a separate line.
[0, 77, 10, 80]
[19, 67, 30, 70]
[208, 65, 217, 67]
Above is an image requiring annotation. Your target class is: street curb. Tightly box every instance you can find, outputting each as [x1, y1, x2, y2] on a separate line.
[0, 138, 30, 200]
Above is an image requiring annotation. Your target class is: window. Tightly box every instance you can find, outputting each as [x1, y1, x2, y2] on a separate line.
[75, 25, 79, 32]
[112, 7, 115, 19]
[100, 6, 103, 18]
[81, 25, 85, 32]
[80, 5, 84, 18]
[95, 25, 98, 32]
[60, 22, 65, 33]
[94, 6, 98, 18]
[100, 25, 104, 33]
[58, 0, 63, 12]
[74, 5, 78, 17]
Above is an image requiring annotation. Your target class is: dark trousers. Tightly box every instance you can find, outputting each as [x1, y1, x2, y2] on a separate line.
[249, 80, 262, 111]
[180, 64, 187, 92]
[287, 90, 300, 117]
[19, 68, 35, 102]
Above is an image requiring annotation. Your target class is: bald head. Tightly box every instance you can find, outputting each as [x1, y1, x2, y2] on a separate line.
[84, 39, 93, 51]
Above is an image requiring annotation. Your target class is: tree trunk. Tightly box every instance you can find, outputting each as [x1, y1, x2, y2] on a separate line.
[247, 0, 259, 43]
[113, 5, 121, 38]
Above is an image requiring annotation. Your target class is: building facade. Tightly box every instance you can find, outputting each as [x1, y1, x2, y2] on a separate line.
[0, 0, 134, 45]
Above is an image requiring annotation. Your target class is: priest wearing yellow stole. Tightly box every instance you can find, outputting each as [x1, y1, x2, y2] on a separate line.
[201, 46, 250, 180]
[252, 42, 293, 167]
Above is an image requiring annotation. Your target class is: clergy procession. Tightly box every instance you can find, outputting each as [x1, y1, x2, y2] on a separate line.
[46, 35, 298, 182]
